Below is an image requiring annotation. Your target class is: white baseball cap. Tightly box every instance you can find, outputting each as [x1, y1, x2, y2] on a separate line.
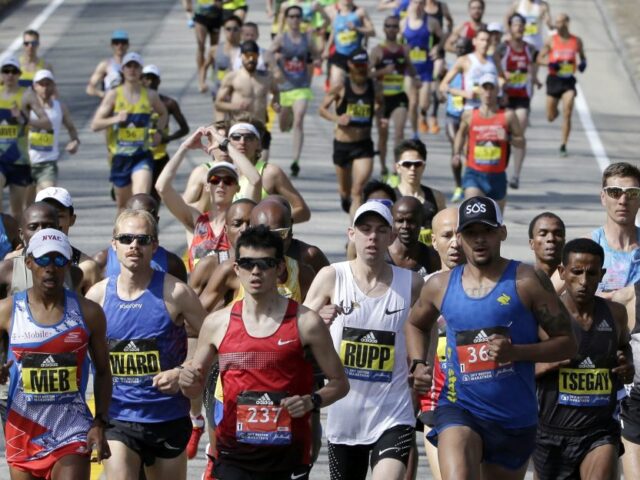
[33, 69, 55, 83]
[122, 52, 143, 67]
[35, 187, 73, 208]
[142, 64, 160, 78]
[207, 161, 239, 181]
[487, 22, 504, 33]
[27, 228, 72, 260]
[352, 201, 393, 228]
[479, 73, 498, 86]
[1, 57, 21, 71]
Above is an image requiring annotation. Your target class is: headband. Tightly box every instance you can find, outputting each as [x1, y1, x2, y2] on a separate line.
[228, 122, 261, 139]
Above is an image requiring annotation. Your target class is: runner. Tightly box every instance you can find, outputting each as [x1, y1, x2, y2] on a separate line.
[324, 0, 375, 88]
[538, 13, 586, 157]
[0, 212, 19, 259]
[0, 228, 112, 479]
[179, 225, 349, 479]
[505, 0, 552, 54]
[402, 0, 444, 138]
[17, 30, 53, 88]
[591, 162, 640, 294]
[28, 70, 80, 195]
[452, 73, 524, 210]
[270, 4, 319, 177]
[86, 30, 130, 98]
[370, 14, 414, 180]
[234, 22, 273, 72]
[182, 0, 224, 93]
[140, 64, 190, 203]
[444, 0, 486, 52]
[304, 201, 424, 480]
[90, 52, 168, 211]
[528, 211, 565, 292]
[0, 57, 52, 221]
[85, 209, 206, 479]
[210, 15, 242, 117]
[222, 0, 248, 22]
[406, 195, 577, 480]
[486, 23, 503, 57]
[319, 49, 378, 216]
[496, 13, 537, 189]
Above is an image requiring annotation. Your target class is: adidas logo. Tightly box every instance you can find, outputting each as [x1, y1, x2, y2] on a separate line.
[473, 330, 490, 343]
[40, 355, 58, 367]
[123, 341, 139, 352]
[360, 332, 378, 344]
[578, 357, 595, 369]
[595, 320, 612, 332]
[255, 393, 274, 406]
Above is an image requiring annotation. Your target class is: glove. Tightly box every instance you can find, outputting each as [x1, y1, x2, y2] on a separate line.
[578, 60, 587, 73]
[548, 61, 560, 72]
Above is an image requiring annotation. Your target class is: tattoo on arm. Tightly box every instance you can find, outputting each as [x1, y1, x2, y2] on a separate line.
[535, 302, 573, 337]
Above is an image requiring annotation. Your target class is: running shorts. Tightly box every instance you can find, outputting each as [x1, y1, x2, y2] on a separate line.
[506, 96, 531, 110]
[382, 92, 409, 119]
[110, 150, 153, 188]
[194, 10, 223, 32]
[31, 160, 58, 186]
[9, 442, 89, 480]
[546, 75, 577, 99]
[333, 138, 374, 167]
[0, 163, 32, 187]
[621, 392, 640, 445]
[214, 460, 310, 480]
[462, 168, 507, 201]
[280, 88, 314, 108]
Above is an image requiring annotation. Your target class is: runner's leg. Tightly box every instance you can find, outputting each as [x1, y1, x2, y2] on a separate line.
[145, 452, 187, 480]
[194, 23, 209, 93]
[103, 441, 143, 480]
[437, 426, 482, 480]
[291, 98, 309, 164]
[51, 454, 91, 480]
[579, 443, 618, 480]
[621, 438, 640, 479]
[349, 156, 373, 217]
[560, 89, 576, 147]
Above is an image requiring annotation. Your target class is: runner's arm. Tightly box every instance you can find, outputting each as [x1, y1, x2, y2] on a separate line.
[85, 278, 108, 307]
[507, 109, 525, 147]
[303, 266, 340, 326]
[439, 57, 465, 96]
[165, 97, 190, 143]
[542, 1, 553, 29]
[441, 2, 454, 33]
[189, 256, 219, 296]
[262, 164, 310, 223]
[182, 164, 208, 207]
[2, 214, 20, 252]
[149, 91, 168, 132]
[174, 279, 207, 336]
[357, 8, 376, 38]
[23, 90, 51, 130]
[90, 89, 119, 131]
[537, 38, 552, 65]
[318, 85, 343, 123]
[86, 60, 108, 98]
[610, 300, 634, 384]
[444, 23, 463, 53]
[199, 261, 236, 312]
[214, 74, 239, 112]
[452, 110, 471, 156]
[61, 103, 80, 153]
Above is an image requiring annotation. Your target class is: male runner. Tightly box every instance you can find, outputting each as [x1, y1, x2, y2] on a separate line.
[0, 229, 112, 479]
[453, 73, 524, 210]
[529, 211, 565, 292]
[538, 13, 586, 157]
[85, 209, 206, 479]
[140, 64, 190, 202]
[0, 57, 52, 220]
[304, 201, 424, 480]
[534, 238, 633, 480]
[210, 15, 242, 115]
[320, 49, 379, 217]
[18, 30, 53, 88]
[444, 0, 486, 52]
[406, 196, 577, 480]
[179, 225, 349, 479]
[591, 162, 640, 293]
[234, 22, 272, 72]
[86, 30, 130, 98]
[505, 0, 552, 55]
[91, 52, 168, 210]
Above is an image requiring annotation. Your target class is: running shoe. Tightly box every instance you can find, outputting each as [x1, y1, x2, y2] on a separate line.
[451, 187, 464, 203]
[340, 196, 352, 213]
[419, 119, 429, 133]
[430, 123, 441, 134]
[202, 443, 215, 479]
[509, 177, 519, 189]
[187, 415, 205, 459]
[559, 144, 568, 157]
[313, 66, 323, 77]
[290, 161, 300, 177]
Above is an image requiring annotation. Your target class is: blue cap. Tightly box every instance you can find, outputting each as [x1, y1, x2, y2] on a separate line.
[111, 30, 129, 41]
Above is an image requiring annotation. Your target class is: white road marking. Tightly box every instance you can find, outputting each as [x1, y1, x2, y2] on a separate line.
[575, 84, 611, 172]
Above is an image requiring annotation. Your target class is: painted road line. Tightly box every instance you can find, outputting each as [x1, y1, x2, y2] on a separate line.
[575, 84, 611, 172]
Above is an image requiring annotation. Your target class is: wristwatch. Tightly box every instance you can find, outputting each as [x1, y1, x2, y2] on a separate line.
[219, 138, 229, 152]
[310, 392, 323, 412]
[410, 359, 428, 374]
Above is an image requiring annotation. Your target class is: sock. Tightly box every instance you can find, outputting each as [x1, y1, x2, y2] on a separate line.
[191, 414, 205, 428]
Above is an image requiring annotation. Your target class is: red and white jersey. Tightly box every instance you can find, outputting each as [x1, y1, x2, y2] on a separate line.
[501, 43, 533, 99]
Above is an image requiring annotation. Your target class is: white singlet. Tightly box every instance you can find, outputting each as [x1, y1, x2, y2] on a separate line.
[517, 0, 544, 52]
[29, 99, 62, 164]
[464, 53, 498, 110]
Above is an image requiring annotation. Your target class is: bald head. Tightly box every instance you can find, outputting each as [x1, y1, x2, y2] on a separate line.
[432, 207, 458, 236]
[126, 194, 159, 218]
[250, 198, 292, 230]
[431, 207, 463, 270]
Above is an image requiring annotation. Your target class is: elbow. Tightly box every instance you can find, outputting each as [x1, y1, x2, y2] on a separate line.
[90, 120, 100, 132]
[292, 205, 311, 224]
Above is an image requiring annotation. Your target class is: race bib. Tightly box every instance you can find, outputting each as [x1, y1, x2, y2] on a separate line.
[558, 366, 612, 407]
[455, 326, 514, 383]
[508, 71, 528, 88]
[346, 103, 371, 123]
[22, 352, 79, 403]
[109, 338, 161, 384]
[337, 30, 357, 46]
[473, 142, 502, 166]
[29, 130, 54, 151]
[451, 95, 464, 111]
[558, 62, 574, 77]
[524, 22, 538, 36]
[236, 391, 292, 445]
[409, 48, 427, 63]
[0, 124, 19, 143]
[283, 57, 305, 75]
[117, 125, 146, 148]
[340, 327, 395, 382]
[383, 74, 403, 95]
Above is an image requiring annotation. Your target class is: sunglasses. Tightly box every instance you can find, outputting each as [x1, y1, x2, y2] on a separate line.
[271, 227, 291, 240]
[384, 24, 400, 28]
[2, 68, 19, 75]
[23, 40, 39, 46]
[209, 175, 237, 186]
[114, 234, 154, 245]
[237, 257, 280, 271]
[371, 198, 394, 209]
[33, 254, 69, 268]
[225, 26, 240, 32]
[603, 186, 640, 200]
[229, 132, 257, 142]
[287, 14, 302, 19]
[112, 40, 129, 45]
[399, 160, 425, 169]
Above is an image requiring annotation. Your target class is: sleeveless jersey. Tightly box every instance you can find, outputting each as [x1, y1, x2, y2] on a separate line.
[404, 15, 433, 70]
[223, 0, 247, 11]
[501, 43, 533, 99]
[232, 256, 303, 304]
[439, 261, 539, 428]
[29, 99, 62, 164]
[326, 262, 415, 444]
[235, 159, 269, 200]
[336, 78, 375, 128]
[446, 69, 465, 118]
[18, 57, 46, 88]
[463, 53, 497, 110]
[278, 33, 312, 91]
[149, 106, 169, 160]
[188, 211, 231, 272]
[538, 298, 620, 431]
[6, 290, 92, 464]
[213, 42, 233, 86]
[467, 109, 509, 174]
[629, 283, 640, 400]
[549, 34, 579, 79]
[105, 245, 169, 277]
[333, 7, 362, 56]
[195, 0, 221, 16]
[376, 43, 407, 97]
[104, 271, 189, 422]
[216, 299, 313, 471]
[0, 214, 12, 260]
[460, 21, 479, 40]
[0, 86, 28, 165]
[517, 0, 544, 51]
[107, 86, 152, 156]
[104, 58, 122, 91]
[591, 227, 640, 292]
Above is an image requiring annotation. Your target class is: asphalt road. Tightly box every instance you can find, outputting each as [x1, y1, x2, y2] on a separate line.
[0, 0, 638, 478]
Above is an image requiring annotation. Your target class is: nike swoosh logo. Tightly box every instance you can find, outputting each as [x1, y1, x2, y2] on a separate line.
[385, 307, 404, 315]
[278, 339, 296, 346]
[378, 446, 399, 455]
[291, 473, 307, 480]
[163, 442, 182, 451]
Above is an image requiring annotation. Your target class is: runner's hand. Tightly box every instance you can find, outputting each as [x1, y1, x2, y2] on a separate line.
[0, 360, 13, 384]
[612, 351, 635, 384]
[451, 153, 462, 169]
[114, 110, 128, 124]
[410, 362, 433, 395]
[87, 425, 111, 462]
[337, 114, 350, 126]
[578, 60, 587, 73]
[318, 304, 342, 326]
[281, 395, 311, 418]
[65, 139, 80, 154]
[487, 334, 514, 363]
[152, 368, 181, 394]
[180, 127, 209, 152]
[151, 131, 162, 147]
[178, 365, 204, 397]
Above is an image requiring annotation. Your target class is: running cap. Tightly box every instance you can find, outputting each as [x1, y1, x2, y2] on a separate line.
[207, 161, 239, 181]
[457, 196, 503, 232]
[240, 40, 260, 54]
[352, 201, 393, 228]
[487, 22, 504, 33]
[36, 186, 73, 208]
[122, 52, 143, 67]
[228, 122, 261, 139]
[27, 228, 72, 260]
[142, 64, 160, 78]
[1, 57, 21, 72]
[479, 72, 497, 86]
[349, 49, 369, 64]
[33, 69, 54, 83]
[111, 30, 129, 41]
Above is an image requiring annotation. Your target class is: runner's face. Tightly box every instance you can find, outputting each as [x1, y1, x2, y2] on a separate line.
[49, 205, 75, 236]
[21, 209, 58, 245]
[432, 217, 463, 270]
[229, 129, 260, 160]
[23, 34, 39, 54]
[555, 15, 569, 32]
[601, 175, 640, 225]
[241, 26, 258, 43]
[27, 251, 69, 294]
[141, 74, 160, 90]
[286, 10, 302, 30]
[529, 217, 565, 266]
[384, 21, 400, 41]
[242, 52, 259, 72]
[349, 214, 394, 263]
[34, 79, 55, 99]
[226, 204, 254, 246]
[469, 1, 484, 21]
[397, 150, 426, 184]
[235, 246, 283, 295]
[393, 205, 421, 246]
[480, 83, 496, 105]
[224, 22, 241, 42]
[123, 62, 142, 82]
[560, 252, 604, 305]
[111, 40, 129, 56]
[113, 217, 158, 270]
[510, 19, 525, 38]
[208, 174, 239, 207]
[473, 32, 490, 55]
[457, 223, 504, 267]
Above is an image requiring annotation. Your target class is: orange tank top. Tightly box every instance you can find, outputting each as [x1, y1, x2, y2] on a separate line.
[549, 34, 578, 78]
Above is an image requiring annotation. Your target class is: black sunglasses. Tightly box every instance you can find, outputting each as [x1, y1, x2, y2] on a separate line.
[2, 68, 19, 75]
[114, 234, 154, 245]
[23, 40, 39, 46]
[229, 132, 257, 142]
[237, 257, 279, 271]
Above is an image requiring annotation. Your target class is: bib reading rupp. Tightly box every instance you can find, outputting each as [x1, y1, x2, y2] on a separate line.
[5, 290, 92, 464]
[216, 299, 313, 471]
[327, 262, 414, 444]
[103, 270, 188, 422]
[440, 261, 538, 427]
